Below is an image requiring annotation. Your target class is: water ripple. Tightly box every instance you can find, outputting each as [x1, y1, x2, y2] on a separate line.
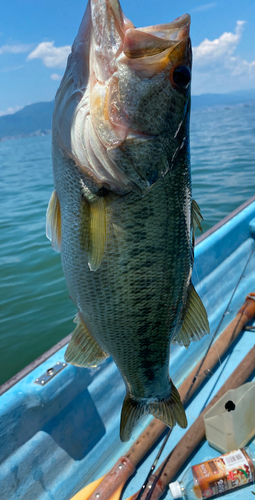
[1, 105, 255, 384]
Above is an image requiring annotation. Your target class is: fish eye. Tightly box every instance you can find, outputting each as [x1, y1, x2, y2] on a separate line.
[172, 65, 191, 89]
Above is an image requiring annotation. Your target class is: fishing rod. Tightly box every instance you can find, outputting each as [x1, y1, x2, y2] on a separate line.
[131, 301, 255, 500]
[133, 243, 255, 500]
[127, 343, 255, 500]
[184, 242, 255, 405]
[135, 428, 173, 500]
[70, 292, 255, 500]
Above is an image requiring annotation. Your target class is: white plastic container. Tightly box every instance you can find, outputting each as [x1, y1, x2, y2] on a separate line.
[204, 382, 255, 453]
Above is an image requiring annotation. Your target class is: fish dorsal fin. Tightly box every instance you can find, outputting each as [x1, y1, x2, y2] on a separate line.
[80, 186, 106, 271]
[46, 190, 61, 252]
[191, 199, 203, 245]
[65, 313, 108, 367]
[173, 283, 209, 348]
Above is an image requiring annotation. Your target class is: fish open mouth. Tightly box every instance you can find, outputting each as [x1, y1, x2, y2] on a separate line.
[123, 13, 191, 59]
[58, 0, 192, 192]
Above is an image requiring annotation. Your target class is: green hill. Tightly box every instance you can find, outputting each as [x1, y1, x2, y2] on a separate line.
[1, 90, 255, 140]
[191, 90, 255, 110]
[0, 101, 54, 140]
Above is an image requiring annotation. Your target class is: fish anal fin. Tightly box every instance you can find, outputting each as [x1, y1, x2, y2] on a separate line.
[173, 283, 210, 348]
[46, 190, 61, 252]
[64, 313, 108, 368]
[120, 382, 187, 442]
[191, 199, 203, 245]
[79, 191, 106, 272]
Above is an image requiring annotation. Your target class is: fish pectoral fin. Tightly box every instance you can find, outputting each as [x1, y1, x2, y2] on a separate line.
[46, 190, 61, 252]
[191, 199, 203, 245]
[173, 283, 210, 348]
[64, 313, 108, 368]
[80, 194, 106, 272]
[120, 382, 187, 442]
[89, 196, 106, 271]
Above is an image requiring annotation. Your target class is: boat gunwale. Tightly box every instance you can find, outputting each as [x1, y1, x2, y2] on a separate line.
[1, 194, 255, 397]
[195, 194, 255, 244]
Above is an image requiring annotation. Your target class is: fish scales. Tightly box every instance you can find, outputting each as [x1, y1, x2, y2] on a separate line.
[47, 0, 209, 441]
[56, 146, 191, 387]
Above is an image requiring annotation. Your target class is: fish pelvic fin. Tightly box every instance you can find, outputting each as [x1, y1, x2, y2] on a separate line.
[64, 312, 109, 368]
[173, 282, 210, 348]
[80, 189, 106, 272]
[120, 382, 187, 442]
[46, 190, 61, 252]
[191, 199, 203, 246]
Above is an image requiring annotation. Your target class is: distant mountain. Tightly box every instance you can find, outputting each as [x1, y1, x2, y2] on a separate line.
[0, 101, 54, 141]
[191, 89, 255, 111]
[1, 90, 255, 141]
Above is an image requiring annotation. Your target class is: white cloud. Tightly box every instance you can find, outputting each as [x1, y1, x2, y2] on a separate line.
[0, 105, 23, 117]
[193, 21, 245, 66]
[0, 43, 32, 55]
[27, 41, 71, 68]
[192, 21, 255, 94]
[191, 3, 216, 13]
[228, 56, 255, 77]
[51, 73, 62, 81]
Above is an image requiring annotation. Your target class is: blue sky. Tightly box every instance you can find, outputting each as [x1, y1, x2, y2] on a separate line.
[1, 0, 255, 116]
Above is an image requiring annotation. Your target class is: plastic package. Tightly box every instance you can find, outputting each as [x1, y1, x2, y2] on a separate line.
[169, 444, 255, 499]
[204, 382, 255, 453]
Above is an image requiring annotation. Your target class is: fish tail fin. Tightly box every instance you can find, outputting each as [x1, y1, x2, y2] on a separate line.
[120, 382, 187, 442]
[120, 395, 146, 442]
[149, 382, 187, 429]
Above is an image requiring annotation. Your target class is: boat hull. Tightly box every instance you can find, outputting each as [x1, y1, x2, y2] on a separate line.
[1, 196, 255, 500]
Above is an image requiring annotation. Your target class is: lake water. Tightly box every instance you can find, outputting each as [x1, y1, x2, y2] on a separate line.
[1, 104, 255, 386]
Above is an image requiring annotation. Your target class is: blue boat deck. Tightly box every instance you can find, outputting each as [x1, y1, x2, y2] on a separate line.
[1, 198, 255, 500]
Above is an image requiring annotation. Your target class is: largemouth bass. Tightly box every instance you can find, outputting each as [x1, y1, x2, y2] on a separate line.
[46, 0, 209, 441]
